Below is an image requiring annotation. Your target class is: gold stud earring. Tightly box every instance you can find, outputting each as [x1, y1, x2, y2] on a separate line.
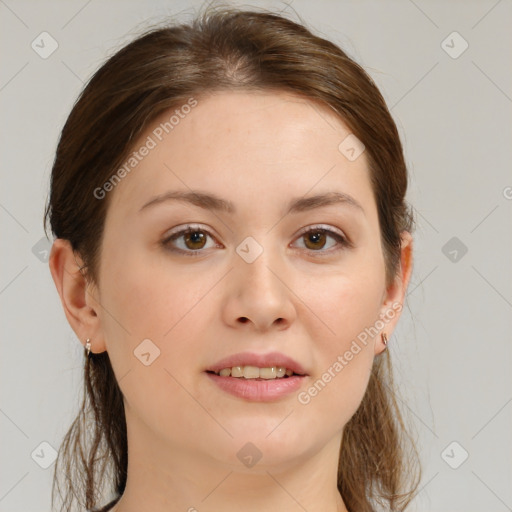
[85, 338, 91, 357]
[382, 332, 388, 348]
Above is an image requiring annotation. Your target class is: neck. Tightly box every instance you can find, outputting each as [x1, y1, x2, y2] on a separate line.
[111, 410, 348, 512]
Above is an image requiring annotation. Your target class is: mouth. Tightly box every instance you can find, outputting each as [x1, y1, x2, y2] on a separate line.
[206, 365, 304, 379]
[204, 352, 308, 402]
[205, 351, 308, 377]
[205, 366, 307, 402]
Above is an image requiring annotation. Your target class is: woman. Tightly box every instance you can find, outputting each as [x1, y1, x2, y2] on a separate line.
[45, 5, 421, 512]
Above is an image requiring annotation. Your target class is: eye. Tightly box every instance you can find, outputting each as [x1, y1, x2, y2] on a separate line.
[292, 225, 349, 255]
[161, 223, 350, 257]
[161, 225, 219, 256]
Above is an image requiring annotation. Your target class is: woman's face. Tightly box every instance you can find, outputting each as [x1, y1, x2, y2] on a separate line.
[86, 91, 409, 472]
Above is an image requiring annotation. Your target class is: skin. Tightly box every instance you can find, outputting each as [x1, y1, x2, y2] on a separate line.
[50, 90, 413, 512]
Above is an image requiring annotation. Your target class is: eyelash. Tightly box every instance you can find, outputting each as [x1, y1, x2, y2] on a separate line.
[161, 224, 351, 257]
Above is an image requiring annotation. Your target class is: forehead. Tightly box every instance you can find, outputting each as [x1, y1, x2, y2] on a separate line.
[107, 90, 374, 219]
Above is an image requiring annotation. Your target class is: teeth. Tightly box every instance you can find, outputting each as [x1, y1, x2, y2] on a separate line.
[231, 366, 243, 377]
[243, 366, 260, 379]
[214, 365, 297, 379]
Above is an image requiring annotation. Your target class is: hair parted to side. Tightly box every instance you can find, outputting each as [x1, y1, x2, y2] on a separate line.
[45, 5, 421, 512]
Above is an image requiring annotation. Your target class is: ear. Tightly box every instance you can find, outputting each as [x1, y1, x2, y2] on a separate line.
[374, 231, 413, 355]
[48, 238, 107, 354]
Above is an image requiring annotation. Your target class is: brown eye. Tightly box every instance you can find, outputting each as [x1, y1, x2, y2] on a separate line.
[183, 230, 207, 250]
[292, 226, 348, 255]
[162, 224, 348, 257]
[162, 225, 218, 256]
[303, 231, 328, 250]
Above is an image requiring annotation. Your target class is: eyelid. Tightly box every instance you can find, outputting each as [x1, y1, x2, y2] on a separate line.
[294, 224, 346, 241]
[163, 223, 217, 240]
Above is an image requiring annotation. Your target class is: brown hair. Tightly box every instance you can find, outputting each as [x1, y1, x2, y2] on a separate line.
[45, 5, 421, 512]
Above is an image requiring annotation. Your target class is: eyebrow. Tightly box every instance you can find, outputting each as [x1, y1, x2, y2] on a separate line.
[139, 190, 365, 215]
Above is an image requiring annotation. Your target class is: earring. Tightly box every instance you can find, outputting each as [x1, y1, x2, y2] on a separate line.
[85, 338, 91, 357]
[381, 332, 388, 348]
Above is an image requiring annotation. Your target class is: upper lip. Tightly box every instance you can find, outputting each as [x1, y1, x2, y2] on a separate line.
[206, 351, 308, 376]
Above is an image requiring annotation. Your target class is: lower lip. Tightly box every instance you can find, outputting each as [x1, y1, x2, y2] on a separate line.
[205, 372, 306, 402]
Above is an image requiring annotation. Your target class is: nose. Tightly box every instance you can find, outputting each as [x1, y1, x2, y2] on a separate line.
[221, 246, 297, 332]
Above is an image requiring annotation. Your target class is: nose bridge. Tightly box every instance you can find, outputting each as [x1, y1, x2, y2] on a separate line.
[235, 236, 283, 297]
[228, 234, 295, 329]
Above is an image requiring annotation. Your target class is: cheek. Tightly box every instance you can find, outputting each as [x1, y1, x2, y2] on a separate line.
[298, 267, 384, 418]
[305, 264, 385, 352]
[99, 243, 184, 333]
[95, 251, 208, 430]
[97, 246, 221, 375]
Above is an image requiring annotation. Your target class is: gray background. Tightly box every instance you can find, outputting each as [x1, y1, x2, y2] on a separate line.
[1, 0, 511, 511]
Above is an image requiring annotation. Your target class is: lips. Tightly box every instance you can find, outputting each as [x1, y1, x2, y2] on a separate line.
[206, 371, 305, 401]
[205, 351, 308, 376]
